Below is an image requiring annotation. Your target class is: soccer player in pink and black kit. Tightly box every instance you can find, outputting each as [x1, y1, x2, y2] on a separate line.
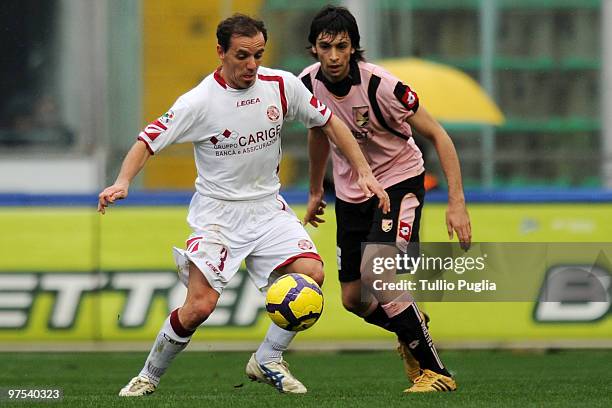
[98, 14, 389, 396]
[301, 6, 471, 393]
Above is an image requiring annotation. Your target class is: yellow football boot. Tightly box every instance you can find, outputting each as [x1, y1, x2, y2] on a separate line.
[404, 369, 457, 393]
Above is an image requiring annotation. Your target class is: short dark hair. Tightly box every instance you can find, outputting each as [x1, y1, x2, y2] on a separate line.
[307, 5, 365, 62]
[216, 13, 267, 52]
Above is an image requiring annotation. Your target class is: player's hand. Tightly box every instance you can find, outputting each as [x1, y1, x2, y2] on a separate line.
[446, 202, 471, 250]
[303, 190, 327, 227]
[97, 183, 129, 214]
[357, 173, 390, 214]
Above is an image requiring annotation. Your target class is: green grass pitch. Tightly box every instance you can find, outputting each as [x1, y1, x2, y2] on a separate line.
[1, 350, 610, 407]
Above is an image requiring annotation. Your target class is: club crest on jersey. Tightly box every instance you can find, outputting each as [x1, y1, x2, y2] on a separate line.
[353, 106, 369, 128]
[267, 105, 280, 122]
[381, 219, 393, 232]
[298, 239, 314, 251]
[398, 221, 412, 241]
[159, 110, 175, 125]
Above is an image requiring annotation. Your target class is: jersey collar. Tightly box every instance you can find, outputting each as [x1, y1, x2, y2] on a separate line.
[214, 67, 227, 89]
[315, 60, 361, 97]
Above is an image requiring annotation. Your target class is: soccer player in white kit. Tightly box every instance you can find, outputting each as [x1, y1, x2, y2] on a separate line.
[97, 14, 389, 396]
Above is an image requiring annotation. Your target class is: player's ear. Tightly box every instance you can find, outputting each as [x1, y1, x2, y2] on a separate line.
[216, 44, 225, 60]
[311, 46, 317, 56]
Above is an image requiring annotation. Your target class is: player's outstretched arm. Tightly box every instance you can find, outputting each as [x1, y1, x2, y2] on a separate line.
[97, 140, 151, 214]
[320, 115, 390, 214]
[304, 128, 330, 227]
[407, 107, 472, 250]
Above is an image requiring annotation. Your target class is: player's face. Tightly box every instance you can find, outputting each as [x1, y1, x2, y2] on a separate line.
[312, 31, 355, 83]
[217, 32, 266, 89]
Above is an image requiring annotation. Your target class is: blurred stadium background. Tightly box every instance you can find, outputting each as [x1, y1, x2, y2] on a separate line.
[1, 0, 611, 354]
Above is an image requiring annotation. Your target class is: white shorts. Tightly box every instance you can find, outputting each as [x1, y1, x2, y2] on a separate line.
[172, 193, 321, 294]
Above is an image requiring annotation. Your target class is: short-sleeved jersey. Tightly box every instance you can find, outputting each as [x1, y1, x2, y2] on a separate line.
[299, 61, 424, 203]
[138, 66, 332, 201]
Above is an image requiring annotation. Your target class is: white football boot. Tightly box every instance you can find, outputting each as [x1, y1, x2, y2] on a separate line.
[245, 353, 307, 394]
[118, 376, 157, 397]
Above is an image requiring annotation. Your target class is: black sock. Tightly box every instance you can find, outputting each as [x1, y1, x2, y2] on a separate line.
[389, 303, 450, 377]
[362, 303, 448, 376]
[363, 304, 394, 332]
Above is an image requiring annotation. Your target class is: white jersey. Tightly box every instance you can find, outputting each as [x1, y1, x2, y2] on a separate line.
[138, 66, 332, 200]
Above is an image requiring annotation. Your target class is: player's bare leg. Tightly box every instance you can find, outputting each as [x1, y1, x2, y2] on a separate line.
[247, 258, 323, 394]
[119, 262, 220, 396]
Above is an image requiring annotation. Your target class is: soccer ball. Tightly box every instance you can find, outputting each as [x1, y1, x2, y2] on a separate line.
[265, 273, 324, 331]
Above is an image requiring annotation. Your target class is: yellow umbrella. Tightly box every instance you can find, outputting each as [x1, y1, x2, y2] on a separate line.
[377, 57, 505, 126]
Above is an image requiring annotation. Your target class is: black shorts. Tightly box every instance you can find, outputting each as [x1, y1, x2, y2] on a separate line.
[335, 172, 426, 283]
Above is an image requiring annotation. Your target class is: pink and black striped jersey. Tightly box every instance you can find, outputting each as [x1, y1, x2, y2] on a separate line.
[299, 61, 424, 203]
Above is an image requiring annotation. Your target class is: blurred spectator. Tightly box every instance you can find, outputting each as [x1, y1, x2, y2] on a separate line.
[0, 0, 73, 149]
[1, 93, 73, 148]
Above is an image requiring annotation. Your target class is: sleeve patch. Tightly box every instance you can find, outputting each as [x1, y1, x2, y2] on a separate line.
[393, 82, 419, 112]
[140, 119, 168, 142]
[309, 95, 329, 117]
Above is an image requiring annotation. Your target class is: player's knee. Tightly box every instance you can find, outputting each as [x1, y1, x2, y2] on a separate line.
[341, 297, 365, 315]
[308, 262, 325, 287]
[183, 297, 217, 325]
[359, 270, 376, 289]
[287, 258, 325, 287]
[341, 281, 371, 316]
[341, 292, 363, 315]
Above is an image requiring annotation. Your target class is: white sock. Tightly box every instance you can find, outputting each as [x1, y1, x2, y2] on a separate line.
[255, 323, 297, 364]
[139, 311, 193, 385]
